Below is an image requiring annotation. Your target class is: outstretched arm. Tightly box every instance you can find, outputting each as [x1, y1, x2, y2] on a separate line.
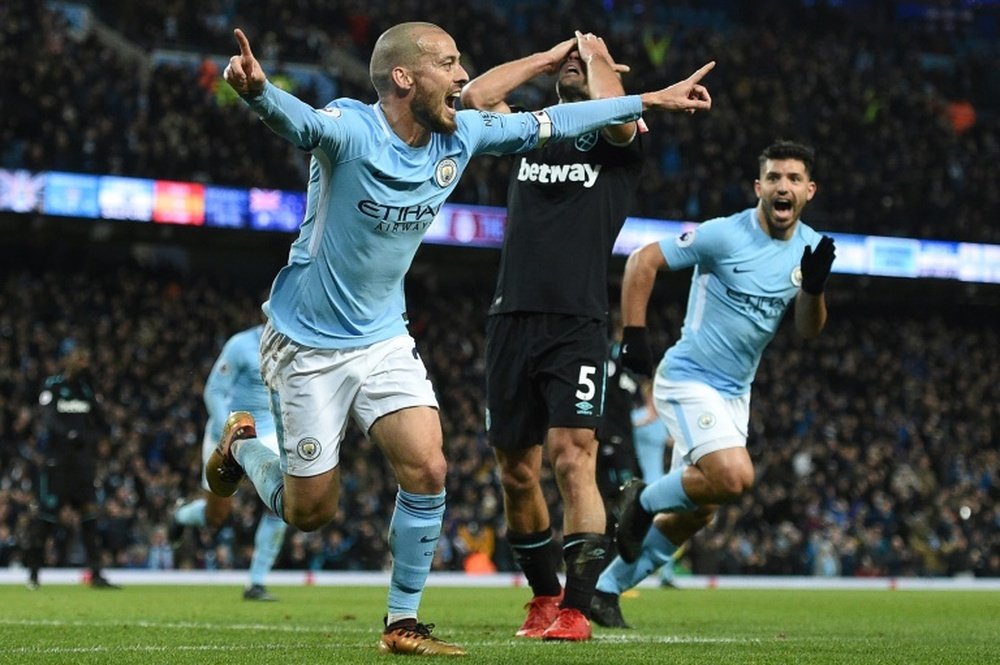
[540, 60, 714, 143]
[461, 38, 576, 113]
[638, 61, 714, 113]
[222, 28, 344, 152]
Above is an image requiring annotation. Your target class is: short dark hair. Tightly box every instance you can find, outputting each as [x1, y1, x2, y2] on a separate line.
[758, 140, 816, 178]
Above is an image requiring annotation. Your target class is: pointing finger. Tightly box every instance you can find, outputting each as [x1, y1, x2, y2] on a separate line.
[234, 28, 254, 60]
[686, 61, 716, 84]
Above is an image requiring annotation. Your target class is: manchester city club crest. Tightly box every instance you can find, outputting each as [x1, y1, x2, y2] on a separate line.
[574, 131, 598, 152]
[435, 158, 458, 187]
[697, 412, 717, 429]
[296, 437, 322, 461]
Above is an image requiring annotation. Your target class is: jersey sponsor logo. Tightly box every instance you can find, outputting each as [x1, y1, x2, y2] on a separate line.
[725, 288, 788, 319]
[516, 159, 602, 188]
[697, 412, 717, 429]
[434, 157, 458, 187]
[676, 230, 696, 247]
[296, 437, 322, 461]
[791, 266, 803, 287]
[317, 107, 342, 118]
[56, 398, 92, 414]
[574, 131, 599, 152]
[358, 201, 440, 233]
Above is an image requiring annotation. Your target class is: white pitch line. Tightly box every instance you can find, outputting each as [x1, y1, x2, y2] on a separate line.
[0, 636, 762, 656]
[0, 617, 374, 634]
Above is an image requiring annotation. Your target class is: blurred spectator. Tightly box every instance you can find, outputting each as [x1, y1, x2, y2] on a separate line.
[2, 1, 998, 242]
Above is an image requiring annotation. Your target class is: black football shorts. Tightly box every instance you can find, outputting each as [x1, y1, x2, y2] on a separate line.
[485, 312, 608, 451]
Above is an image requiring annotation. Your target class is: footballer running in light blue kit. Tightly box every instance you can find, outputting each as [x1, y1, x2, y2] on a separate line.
[209, 21, 714, 656]
[170, 324, 287, 601]
[590, 141, 837, 629]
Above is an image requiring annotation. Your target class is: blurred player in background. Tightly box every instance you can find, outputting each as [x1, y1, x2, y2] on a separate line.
[627, 380, 679, 593]
[24, 341, 119, 590]
[212, 21, 713, 656]
[591, 141, 836, 627]
[170, 324, 287, 601]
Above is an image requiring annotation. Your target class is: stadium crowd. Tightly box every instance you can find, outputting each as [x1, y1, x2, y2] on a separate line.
[0, 257, 996, 579]
[1, 1, 998, 242]
[0, 0, 997, 581]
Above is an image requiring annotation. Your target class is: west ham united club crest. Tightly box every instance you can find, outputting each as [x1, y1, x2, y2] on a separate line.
[435, 158, 458, 187]
[574, 131, 598, 152]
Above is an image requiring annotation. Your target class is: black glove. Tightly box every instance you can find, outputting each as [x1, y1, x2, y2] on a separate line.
[800, 235, 836, 295]
[620, 326, 654, 378]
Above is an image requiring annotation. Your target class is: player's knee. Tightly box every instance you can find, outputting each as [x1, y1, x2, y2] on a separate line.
[550, 448, 589, 484]
[547, 430, 595, 481]
[712, 466, 754, 502]
[397, 454, 448, 494]
[285, 506, 335, 533]
[499, 464, 537, 495]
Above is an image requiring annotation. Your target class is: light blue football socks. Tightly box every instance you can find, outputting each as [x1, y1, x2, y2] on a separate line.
[386, 488, 446, 625]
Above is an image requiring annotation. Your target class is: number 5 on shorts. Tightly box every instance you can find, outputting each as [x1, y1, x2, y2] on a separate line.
[576, 365, 597, 401]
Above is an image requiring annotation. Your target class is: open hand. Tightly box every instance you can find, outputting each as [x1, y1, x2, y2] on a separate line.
[223, 28, 267, 97]
[800, 235, 836, 295]
[575, 31, 630, 74]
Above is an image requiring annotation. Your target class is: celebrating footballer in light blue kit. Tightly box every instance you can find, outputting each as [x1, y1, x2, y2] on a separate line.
[591, 141, 836, 629]
[210, 22, 715, 656]
[170, 325, 287, 601]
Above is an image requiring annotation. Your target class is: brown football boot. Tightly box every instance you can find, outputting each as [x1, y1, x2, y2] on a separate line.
[205, 411, 256, 497]
[378, 619, 467, 656]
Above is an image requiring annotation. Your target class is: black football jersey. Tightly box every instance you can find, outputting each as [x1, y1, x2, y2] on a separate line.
[488, 129, 642, 320]
[38, 373, 104, 458]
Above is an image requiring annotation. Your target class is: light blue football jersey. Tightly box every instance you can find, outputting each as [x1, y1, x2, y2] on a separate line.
[204, 325, 274, 440]
[657, 208, 823, 396]
[245, 82, 641, 349]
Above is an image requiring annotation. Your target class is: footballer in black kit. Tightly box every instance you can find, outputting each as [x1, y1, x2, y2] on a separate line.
[24, 343, 119, 589]
[486, 130, 643, 444]
[462, 30, 659, 638]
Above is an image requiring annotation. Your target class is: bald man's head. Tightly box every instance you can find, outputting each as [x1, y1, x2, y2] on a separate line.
[369, 22, 447, 96]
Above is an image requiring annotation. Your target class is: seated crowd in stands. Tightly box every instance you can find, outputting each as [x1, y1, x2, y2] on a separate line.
[1, 1, 997, 242]
[0, 259, 996, 578]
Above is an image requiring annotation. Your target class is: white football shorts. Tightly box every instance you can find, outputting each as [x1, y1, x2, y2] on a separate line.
[259, 323, 438, 477]
[652, 376, 750, 470]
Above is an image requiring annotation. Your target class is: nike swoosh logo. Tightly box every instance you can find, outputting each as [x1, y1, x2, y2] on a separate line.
[733, 267, 751, 273]
[419, 535, 440, 544]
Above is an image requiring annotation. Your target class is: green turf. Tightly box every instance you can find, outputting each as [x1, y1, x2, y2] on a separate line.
[0, 585, 997, 664]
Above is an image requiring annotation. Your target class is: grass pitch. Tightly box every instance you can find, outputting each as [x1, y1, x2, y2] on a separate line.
[1, 584, 997, 664]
